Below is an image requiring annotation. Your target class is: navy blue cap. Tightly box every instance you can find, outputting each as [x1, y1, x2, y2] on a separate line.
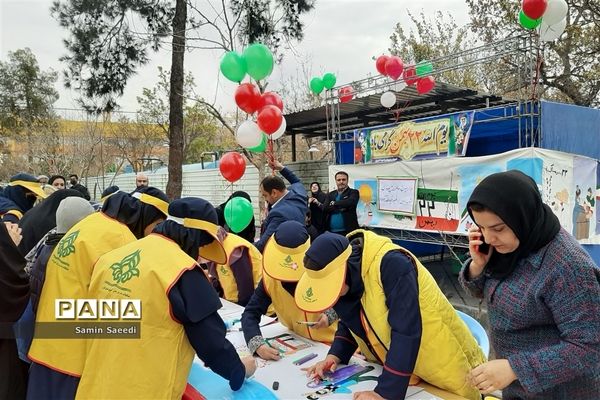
[274, 220, 309, 247]
[10, 173, 38, 183]
[169, 197, 218, 224]
[305, 232, 350, 271]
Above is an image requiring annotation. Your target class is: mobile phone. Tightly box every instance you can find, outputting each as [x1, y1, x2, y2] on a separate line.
[478, 234, 490, 254]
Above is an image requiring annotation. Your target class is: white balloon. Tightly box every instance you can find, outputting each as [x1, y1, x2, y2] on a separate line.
[543, 0, 568, 26]
[380, 91, 397, 108]
[236, 120, 262, 148]
[270, 116, 287, 140]
[539, 17, 567, 42]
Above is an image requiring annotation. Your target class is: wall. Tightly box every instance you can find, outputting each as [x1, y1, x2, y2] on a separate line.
[86, 159, 331, 220]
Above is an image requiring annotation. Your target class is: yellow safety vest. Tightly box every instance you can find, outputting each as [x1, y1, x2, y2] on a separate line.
[263, 274, 336, 343]
[216, 233, 262, 304]
[76, 234, 197, 399]
[29, 212, 137, 376]
[349, 230, 485, 400]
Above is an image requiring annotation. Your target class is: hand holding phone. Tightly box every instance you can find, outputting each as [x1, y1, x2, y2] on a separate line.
[478, 234, 490, 254]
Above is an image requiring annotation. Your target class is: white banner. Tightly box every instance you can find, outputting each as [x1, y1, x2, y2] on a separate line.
[330, 148, 599, 245]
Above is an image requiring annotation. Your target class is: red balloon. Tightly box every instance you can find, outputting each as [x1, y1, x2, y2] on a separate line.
[403, 66, 418, 86]
[339, 86, 354, 103]
[385, 56, 404, 80]
[259, 92, 284, 111]
[234, 83, 261, 114]
[257, 105, 283, 135]
[375, 55, 389, 75]
[522, 0, 547, 20]
[416, 76, 436, 94]
[219, 152, 246, 183]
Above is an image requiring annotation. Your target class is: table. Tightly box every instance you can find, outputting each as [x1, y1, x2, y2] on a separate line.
[187, 300, 469, 399]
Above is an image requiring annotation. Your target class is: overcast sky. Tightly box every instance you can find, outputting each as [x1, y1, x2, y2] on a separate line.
[0, 0, 469, 114]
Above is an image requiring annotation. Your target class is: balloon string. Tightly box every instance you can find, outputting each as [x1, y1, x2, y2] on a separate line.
[531, 32, 542, 101]
[268, 137, 274, 175]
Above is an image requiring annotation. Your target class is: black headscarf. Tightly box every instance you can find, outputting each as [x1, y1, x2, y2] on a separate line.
[17, 189, 85, 256]
[216, 191, 256, 243]
[102, 187, 168, 239]
[153, 198, 217, 260]
[310, 181, 327, 201]
[0, 222, 28, 322]
[467, 170, 561, 279]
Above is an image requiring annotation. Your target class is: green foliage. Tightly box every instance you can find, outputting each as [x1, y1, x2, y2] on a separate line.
[51, 0, 173, 112]
[0, 48, 58, 134]
[389, 11, 480, 89]
[466, 0, 600, 106]
[229, 0, 315, 55]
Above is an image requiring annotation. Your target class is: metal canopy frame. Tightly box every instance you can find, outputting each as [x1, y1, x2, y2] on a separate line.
[284, 34, 541, 165]
[284, 34, 541, 251]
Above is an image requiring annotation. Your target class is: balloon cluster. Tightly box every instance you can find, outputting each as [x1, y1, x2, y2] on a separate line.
[375, 55, 436, 107]
[309, 72, 337, 95]
[519, 0, 568, 42]
[220, 43, 287, 164]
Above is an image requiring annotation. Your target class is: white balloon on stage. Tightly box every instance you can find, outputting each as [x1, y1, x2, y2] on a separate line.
[539, 17, 567, 42]
[543, 0, 568, 26]
[380, 91, 397, 108]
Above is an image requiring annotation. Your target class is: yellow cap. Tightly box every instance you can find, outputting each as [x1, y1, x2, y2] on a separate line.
[263, 235, 310, 282]
[9, 180, 48, 199]
[294, 245, 351, 313]
[167, 216, 227, 264]
[131, 191, 169, 216]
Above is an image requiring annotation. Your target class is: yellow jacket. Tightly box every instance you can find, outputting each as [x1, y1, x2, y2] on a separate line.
[76, 234, 197, 399]
[216, 233, 262, 304]
[29, 212, 137, 376]
[352, 230, 485, 400]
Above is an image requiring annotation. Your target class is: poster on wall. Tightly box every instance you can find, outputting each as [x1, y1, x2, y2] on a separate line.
[353, 111, 475, 164]
[330, 147, 600, 245]
[377, 177, 418, 216]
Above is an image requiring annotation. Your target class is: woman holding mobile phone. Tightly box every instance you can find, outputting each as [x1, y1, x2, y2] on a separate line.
[459, 170, 600, 399]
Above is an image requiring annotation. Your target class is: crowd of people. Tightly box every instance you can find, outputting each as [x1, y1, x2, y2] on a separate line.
[0, 165, 598, 400]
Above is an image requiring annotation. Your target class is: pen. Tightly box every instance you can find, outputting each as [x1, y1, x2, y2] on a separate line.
[293, 352, 318, 366]
[296, 321, 318, 326]
[264, 339, 285, 356]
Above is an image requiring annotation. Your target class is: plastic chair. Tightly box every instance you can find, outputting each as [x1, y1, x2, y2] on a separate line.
[456, 310, 490, 358]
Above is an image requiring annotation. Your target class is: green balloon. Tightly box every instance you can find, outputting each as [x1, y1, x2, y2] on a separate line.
[519, 10, 542, 30]
[322, 72, 337, 89]
[220, 51, 247, 83]
[224, 197, 254, 233]
[415, 61, 434, 77]
[243, 43, 274, 81]
[248, 133, 267, 153]
[309, 77, 325, 94]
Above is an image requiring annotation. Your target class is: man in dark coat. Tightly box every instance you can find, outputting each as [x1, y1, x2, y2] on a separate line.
[322, 171, 359, 236]
[254, 158, 307, 253]
[68, 174, 90, 200]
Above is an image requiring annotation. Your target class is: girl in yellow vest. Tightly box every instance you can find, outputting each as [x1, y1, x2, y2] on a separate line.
[241, 220, 337, 360]
[76, 197, 256, 399]
[206, 232, 263, 306]
[296, 231, 486, 400]
[27, 187, 169, 400]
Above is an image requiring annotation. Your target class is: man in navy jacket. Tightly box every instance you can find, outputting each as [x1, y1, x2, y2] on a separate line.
[254, 157, 307, 253]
